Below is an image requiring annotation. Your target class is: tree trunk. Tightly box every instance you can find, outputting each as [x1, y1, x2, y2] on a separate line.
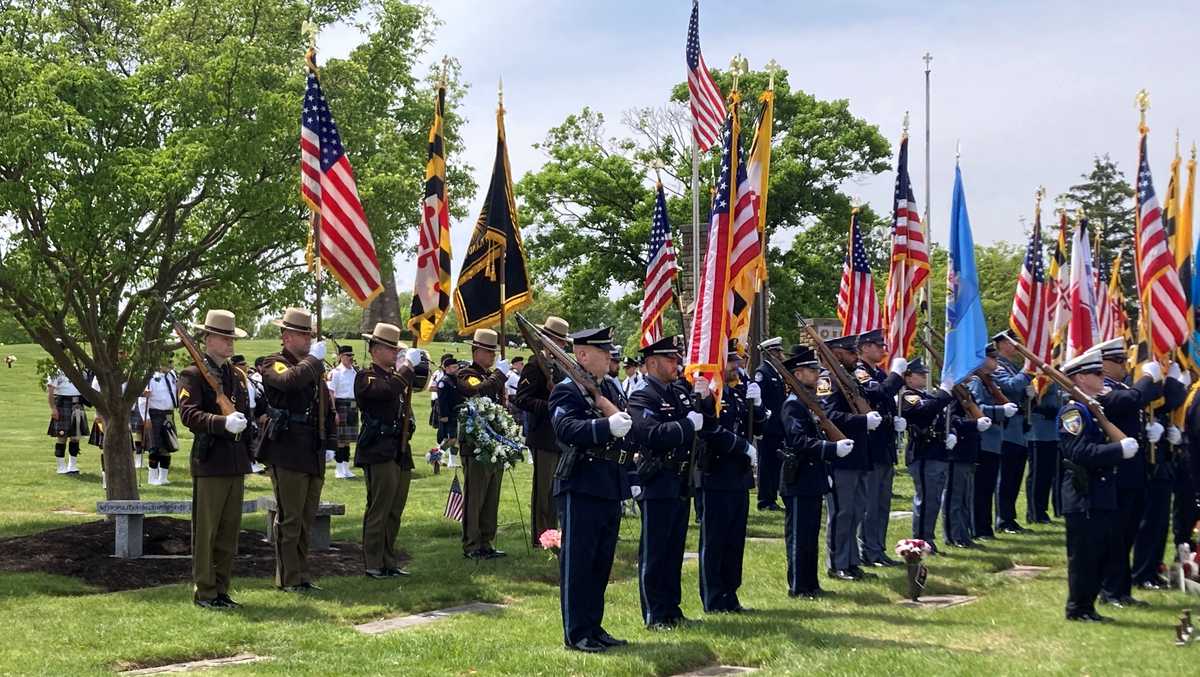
[101, 402, 139, 500]
[360, 271, 401, 333]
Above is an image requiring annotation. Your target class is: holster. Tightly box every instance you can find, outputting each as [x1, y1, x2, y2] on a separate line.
[555, 446, 579, 480]
[636, 450, 665, 478]
[781, 450, 800, 484]
[1062, 458, 1090, 495]
[192, 432, 213, 464]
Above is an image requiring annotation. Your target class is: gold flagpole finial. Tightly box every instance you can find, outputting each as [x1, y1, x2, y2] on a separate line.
[1176, 128, 1181, 156]
[301, 20, 318, 50]
[1136, 89, 1150, 133]
[1192, 141, 1197, 161]
[652, 158, 665, 185]
[1074, 207, 1085, 223]
[850, 196, 864, 215]
[439, 55, 451, 87]
[729, 53, 748, 94]
[764, 58, 780, 91]
[1035, 186, 1045, 216]
[955, 139, 962, 162]
[902, 111, 910, 139]
[497, 76, 504, 113]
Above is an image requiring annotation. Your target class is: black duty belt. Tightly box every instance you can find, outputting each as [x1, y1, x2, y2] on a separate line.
[587, 446, 629, 465]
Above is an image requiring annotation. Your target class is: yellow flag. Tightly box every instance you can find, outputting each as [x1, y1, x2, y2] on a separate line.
[729, 91, 773, 348]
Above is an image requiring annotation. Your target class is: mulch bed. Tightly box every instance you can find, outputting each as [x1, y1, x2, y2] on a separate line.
[0, 517, 382, 592]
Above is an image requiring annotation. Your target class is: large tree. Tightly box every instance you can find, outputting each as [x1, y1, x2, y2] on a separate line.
[514, 67, 892, 347]
[1056, 154, 1136, 318]
[0, 0, 454, 499]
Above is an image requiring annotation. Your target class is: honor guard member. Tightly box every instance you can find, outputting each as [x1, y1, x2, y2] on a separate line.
[627, 335, 710, 629]
[328, 345, 359, 479]
[1094, 337, 1163, 608]
[853, 329, 908, 567]
[1176, 380, 1200, 581]
[754, 338, 788, 511]
[967, 345, 1020, 539]
[899, 359, 956, 551]
[1058, 350, 1140, 622]
[46, 362, 89, 475]
[549, 326, 632, 653]
[1027, 381, 1063, 523]
[144, 356, 180, 485]
[257, 307, 337, 592]
[990, 331, 1034, 533]
[513, 316, 571, 549]
[354, 323, 429, 579]
[780, 347, 854, 598]
[455, 328, 512, 559]
[435, 355, 461, 447]
[694, 341, 764, 613]
[621, 356, 643, 397]
[177, 309, 252, 609]
[944, 388, 991, 548]
[820, 334, 882, 581]
[1131, 361, 1188, 589]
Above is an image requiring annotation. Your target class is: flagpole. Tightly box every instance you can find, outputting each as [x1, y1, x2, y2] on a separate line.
[922, 52, 933, 373]
[304, 34, 327, 439]
[691, 139, 701, 320]
[497, 78, 508, 360]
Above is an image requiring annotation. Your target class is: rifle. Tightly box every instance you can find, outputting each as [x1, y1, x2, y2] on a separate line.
[514, 313, 620, 416]
[170, 319, 236, 417]
[796, 316, 871, 415]
[514, 317, 554, 384]
[1010, 340, 1125, 443]
[917, 335, 985, 419]
[760, 350, 845, 441]
[977, 372, 1011, 405]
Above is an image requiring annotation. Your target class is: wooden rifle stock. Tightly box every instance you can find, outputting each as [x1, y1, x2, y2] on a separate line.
[515, 316, 555, 384]
[796, 316, 871, 415]
[170, 319, 236, 416]
[514, 313, 619, 416]
[977, 372, 1011, 405]
[1010, 340, 1125, 443]
[916, 335, 984, 419]
[761, 352, 845, 442]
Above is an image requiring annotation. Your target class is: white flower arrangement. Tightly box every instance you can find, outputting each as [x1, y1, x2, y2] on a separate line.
[458, 396, 528, 469]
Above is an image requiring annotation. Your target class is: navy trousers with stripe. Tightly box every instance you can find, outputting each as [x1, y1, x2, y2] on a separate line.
[558, 492, 621, 646]
[637, 496, 690, 625]
[697, 488, 748, 612]
[784, 494, 823, 595]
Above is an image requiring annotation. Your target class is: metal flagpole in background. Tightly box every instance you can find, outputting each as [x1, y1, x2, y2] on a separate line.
[691, 137, 701, 317]
[922, 52, 933, 372]
[497, 77, 508, 360]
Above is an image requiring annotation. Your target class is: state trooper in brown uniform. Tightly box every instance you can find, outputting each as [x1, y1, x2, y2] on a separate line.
[354, 322, 430, 578]
[256, 307, 336, 592]
[513, 315, 570, 548]
[453, 327, 512, 559]
[177, 309, 252, 609]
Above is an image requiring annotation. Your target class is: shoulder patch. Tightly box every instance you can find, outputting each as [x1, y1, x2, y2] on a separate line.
[178, 387, 190, 400]
[817, 376, 832, 397]
[854, 368, 871, 383]
[1061, 408, 1083, 436]
[272, 361, 288, 374]
[466, 376, 482, 387]
[904, 393, 922, 406]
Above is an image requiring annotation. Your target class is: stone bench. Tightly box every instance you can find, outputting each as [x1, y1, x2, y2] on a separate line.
[256, 496, 346, 551]
[96, 499, 259, 559]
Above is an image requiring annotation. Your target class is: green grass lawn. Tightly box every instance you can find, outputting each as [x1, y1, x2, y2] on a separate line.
[0, 339, 1193, 675]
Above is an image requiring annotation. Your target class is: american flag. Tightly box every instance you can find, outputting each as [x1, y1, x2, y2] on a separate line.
[883, 133, 929, 359]
[443, 474, 464, 522]
[1010, 209, 1049, 369]
[1047, 212, 1070, 364]
[686, 114, 737, 408]
[1135, 133, 1190, 356]
[685, 1, 725, 153]
[837, 209, 881, 335]
[1094, 239, 1115, 341]
[1066, 217, 1099, 360]
[300, 59, 383, 306]
[641, 183, 680, 347]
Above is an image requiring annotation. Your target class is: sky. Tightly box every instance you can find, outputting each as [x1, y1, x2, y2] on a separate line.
[318, 0, 1200, 295]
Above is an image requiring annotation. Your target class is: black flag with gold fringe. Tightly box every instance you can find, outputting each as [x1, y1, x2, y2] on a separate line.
[452, 97, 532, 333]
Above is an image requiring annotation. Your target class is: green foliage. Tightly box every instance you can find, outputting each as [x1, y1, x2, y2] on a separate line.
[1056, 154, 1136, 319]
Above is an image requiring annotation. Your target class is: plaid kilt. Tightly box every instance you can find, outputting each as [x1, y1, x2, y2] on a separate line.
[85, 406, 149, 448]
[335, 398, 359, 447]
[145, 409, 178, 453]
[47, 396, 88, 438]
[87, 419, 104, 447]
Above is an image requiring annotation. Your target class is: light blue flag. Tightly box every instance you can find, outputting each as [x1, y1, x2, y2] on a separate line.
[941, 162, 989, 388]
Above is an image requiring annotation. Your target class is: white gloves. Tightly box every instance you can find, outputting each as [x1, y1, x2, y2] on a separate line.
[1025, 384, 1037, 398]
[893, 416, 907, 433]
[405, 348, 423, 366]
[1147, 421, 1164, 443]
[1169, 362, 1182, 382]
[223, 411, 248, 434]
[744, 442, 758, 466]
[686, 411, 704, 430]
[1182, 370, 1195, 387]
[309, 340, 327, 361]
[693, 376, 711, 395]
[1120, 437, 1139, 459]
[835, 439, 854, 458]
[945, 433, 959, 450]
[976, 416, 993, 432]
[1168, 425, 1183, 445]
[607, 411, 633, 438]
[1142, 361, 1164, 382]
[939, 383, 955, 396]
[865, 411, 883, 431]
[495, 359, 511, 376]
[1001, 402, 1019, 418]
[889, 357, 908, 375]
[630, 485, 643, 499]
[746, 382, 762, 404]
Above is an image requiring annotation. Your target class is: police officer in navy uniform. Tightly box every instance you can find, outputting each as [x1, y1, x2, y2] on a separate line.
[1058, 349, 1140, 622]
[1131, 360, 1188, 589]
[780, 347, 855, 598]
[853, 329, 908, 567]
[821, 334, 884, 581]
[435, 356, 461, 447]
[943, 386, 991, 548]
[754, 337, 788, 511]
[990, 331, 1034, 534]
[695, 341, 765, 613]
[627, 335, 713, 629]
[1094, 337, 1163, 608]
[899, 358, 956, 552]
[550, 327, 632, 653]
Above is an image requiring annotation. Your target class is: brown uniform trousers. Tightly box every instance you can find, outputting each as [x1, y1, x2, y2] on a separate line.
[362, 462, 411, 569]
[270, 466, 325, 587]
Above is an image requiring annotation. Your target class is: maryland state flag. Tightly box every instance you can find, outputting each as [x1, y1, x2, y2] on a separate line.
[452, 99, 532, 333]
[409, 83, 453, 343]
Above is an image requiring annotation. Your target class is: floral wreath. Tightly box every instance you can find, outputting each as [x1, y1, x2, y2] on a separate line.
[458, 396, 528, 469]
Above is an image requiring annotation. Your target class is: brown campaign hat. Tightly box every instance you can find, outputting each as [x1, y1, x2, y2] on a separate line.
[361, 322, 404, 350]
[191, 309, 247, 339]
[469, 328, 500, 352]
[541, 316, 570, 341]
[270, 307, 317, 335]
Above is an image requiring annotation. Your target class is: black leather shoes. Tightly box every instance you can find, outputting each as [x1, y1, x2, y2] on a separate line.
[194, 598, 227, 610]
[757, 503, 784, 512]
[594, 630, 628, 647]
[216, 593, 241, 608]
[385, 567, 411, 577]
[300, 581, 322, 592]
[567, 637, 607, 653]
[828, 569, 858, 581]
[1085, 612, 1113, 622]
[483, 548, 507, 559]
[848, 566, 875, 579]
[1119, 595, 1149, 607]
[876, 555, 901, 567]
[366, 569, 389, 579]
